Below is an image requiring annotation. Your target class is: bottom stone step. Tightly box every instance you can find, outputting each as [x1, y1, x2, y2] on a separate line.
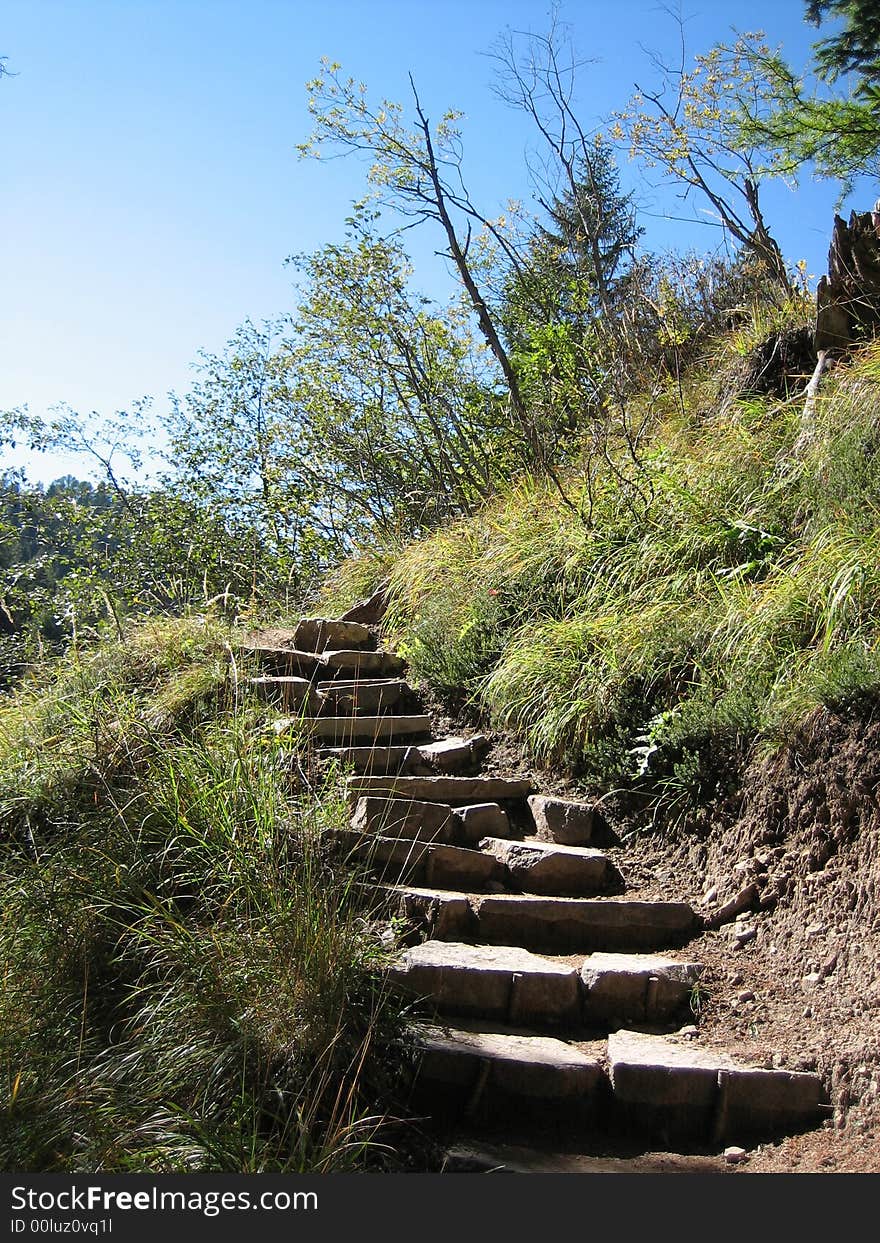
[412, 1022, 606, 1117]
[608, 1030, 829, 1143]
[440, 1143, 728, 1174]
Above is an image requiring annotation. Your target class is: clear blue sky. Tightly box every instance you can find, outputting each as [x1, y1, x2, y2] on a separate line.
[1, 0, 870, 482]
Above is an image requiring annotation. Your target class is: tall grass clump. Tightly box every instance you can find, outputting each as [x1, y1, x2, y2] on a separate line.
[0, 616, 412, 1172]
[380, 335, 880, 821]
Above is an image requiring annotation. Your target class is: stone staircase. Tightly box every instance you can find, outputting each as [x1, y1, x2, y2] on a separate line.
[243, 616, 830, 1162]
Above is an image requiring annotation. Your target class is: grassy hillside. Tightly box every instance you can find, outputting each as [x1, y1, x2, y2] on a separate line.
[0, 619, 411, 1171]
[327, 327, 880, 827]
[7, 315, 880, 1170]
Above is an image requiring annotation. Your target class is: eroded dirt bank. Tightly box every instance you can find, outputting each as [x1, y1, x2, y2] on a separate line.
[622, 702, 880, 1172]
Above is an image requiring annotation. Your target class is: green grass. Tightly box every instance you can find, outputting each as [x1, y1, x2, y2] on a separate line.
[0, 617, 414, 1172]
[366, 335, 880, 822]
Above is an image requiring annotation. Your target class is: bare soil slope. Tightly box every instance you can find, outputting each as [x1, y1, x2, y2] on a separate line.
[625, 703, 880, 1172]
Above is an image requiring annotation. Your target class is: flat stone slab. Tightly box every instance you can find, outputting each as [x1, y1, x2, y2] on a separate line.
[293, 617, 372, 652]
[242, 640, 400, 677]
[239, 641, 325, 671]
[441, 1142, 728, 1174]
[528, 794, 618, 846]
[480, 838, 622, 897]
[452, 803, 511, 843]
[291, 714, 431, 744]
[413, 736, 489, 775]
[473, 895, 698, 952]
[581, 953, 704, 1023]
[343, 835, 505, 889]
[248, 676, 323, 714]
[318, 745, 417, 775]
[346, 775, 534, 804]
[608, 1030, 828, 1141]
[351, 797, 454, 842]
[317, 678, 407, 713]
[383, 886, 477, 940]
[389, 940, 581, 1024]
[322, 649, 405, 676]
[412, 1023, 606, 1106]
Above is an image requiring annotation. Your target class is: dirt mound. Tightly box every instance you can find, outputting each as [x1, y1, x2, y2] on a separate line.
[652, 702, 880, 1170]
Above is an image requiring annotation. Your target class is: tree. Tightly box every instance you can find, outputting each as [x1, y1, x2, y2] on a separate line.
[297, 61, 552, 467]
[729, 9, 880, 198]
[165, 234, 511, 563]
[498, 138, 645, 452]
[489, 18, 642, 323]
[807, 1, 880, 85]
[613, 33, 794, 298]
[284, 221, 509, 532]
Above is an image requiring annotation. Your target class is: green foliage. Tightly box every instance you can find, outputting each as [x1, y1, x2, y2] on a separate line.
[500, 137, 645, 450]
[728, 19, 880, 197]
[0, 618, 410, 1171]
[0, 467, 277, 688]
[285, 220, 514, 528]
[807, 1, 880, 85]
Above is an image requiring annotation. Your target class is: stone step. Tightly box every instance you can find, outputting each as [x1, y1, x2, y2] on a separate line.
[608, 1030, 828, 1142]
[316, 678, 408, 714]
[346, 775, 535, 804]
[243, 642, 404, 678]
[292, 617, 373, 652]
[385, 886, 699, 952]
[580, 953, 704, 1024]
[453, 803, 512, 843]
[384, 885, 478, 940]
[319, 745, 419, 775]
[440, 1142, 726, 1174]
[472, 894, 699, 952]
[278, 714, 432, 744]
[528, 794, 620, 847]
[411, 1022, 606, 1116]
[351, 797, 456, 842]
[479, 838, 623, 897]
[352, 797, 510, 846]
[323, 737, 492, 777]
[248, 675, 323, 714]
[415, 736, 491, 774]
[322, 649, 406, 676]
[389, 940, 582, 1024]
[335, 833, 507, 890]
